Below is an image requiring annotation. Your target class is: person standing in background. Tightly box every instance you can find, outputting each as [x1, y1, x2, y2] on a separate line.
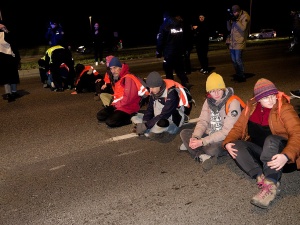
[192, 14, 210, 74]
[156, 12, 190, 89]
[45, 19, 65, 47]
[92, 22, 105, 66]
[226, 5, 250, 83]
[0, 20, 21, 102]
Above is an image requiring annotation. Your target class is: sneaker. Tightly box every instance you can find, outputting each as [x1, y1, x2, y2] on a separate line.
[201, 155, 217, 172]
[290, 90, 300, 99]
[100, 61, 105, 65]
[95, 62, 99, 66]
[202, 70, 209, 74]
[199, 68, 204, 73]
[250, 178, 280, 209]
[179, 143, 187, 151]
[198, 154, 211, 162]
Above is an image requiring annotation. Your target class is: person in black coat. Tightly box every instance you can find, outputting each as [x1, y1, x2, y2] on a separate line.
[0, 20, 21, 102]
[192, 14, 210, 74]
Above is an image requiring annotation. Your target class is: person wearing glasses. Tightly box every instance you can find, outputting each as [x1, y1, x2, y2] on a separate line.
[223, 78, 300, 209]
[179, 72, 244, 171]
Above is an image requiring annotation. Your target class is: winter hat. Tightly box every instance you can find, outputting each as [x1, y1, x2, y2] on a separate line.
[232, 5, 241, 13]
[146, 71, 164, 88]
[253, 78, 278, 101]
[108, 57, 122, 68]
[106, 55, 114, 67]
[206, 72, 226, 92]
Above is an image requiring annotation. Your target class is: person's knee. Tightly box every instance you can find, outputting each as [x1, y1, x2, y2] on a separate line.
[157, 119, 169, 128]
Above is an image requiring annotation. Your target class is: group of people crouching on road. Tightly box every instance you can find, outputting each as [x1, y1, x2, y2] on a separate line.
[37, 45, 300, 210]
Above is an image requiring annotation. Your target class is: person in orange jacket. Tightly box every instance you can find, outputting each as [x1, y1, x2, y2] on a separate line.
[223, 78, 300, 209]
[94, 55, 114, 105]
[71, 64, 102, 94]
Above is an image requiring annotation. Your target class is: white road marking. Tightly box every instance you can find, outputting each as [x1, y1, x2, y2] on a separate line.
[103, 118, 198, 143]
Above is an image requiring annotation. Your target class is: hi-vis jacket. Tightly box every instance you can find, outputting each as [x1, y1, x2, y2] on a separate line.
[143, 79, 188, 129]
[112, 63, 149, 114]
[74, 65, 99, 86]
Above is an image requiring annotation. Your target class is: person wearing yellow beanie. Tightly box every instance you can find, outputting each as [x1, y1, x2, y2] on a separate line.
[205, 72, 226, 92]
[179, 72, 244, 172]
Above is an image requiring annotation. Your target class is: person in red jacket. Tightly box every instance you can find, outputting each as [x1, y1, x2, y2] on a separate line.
[223, 78, 300, 209]
[71, 64, 102, 94]
[96, 57, 149, 128]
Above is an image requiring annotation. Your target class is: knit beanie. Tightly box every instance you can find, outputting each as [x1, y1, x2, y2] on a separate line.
[106, 55, 114, 67]
[232, 5, 241, 13]
[206, 72, 226, 92]
[146, 71, 164, 88]
[108, 57, 122, 68]
[253, 78, 278, 101]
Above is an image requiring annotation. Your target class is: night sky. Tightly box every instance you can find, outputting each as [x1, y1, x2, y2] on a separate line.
[1, 0, 300, 48]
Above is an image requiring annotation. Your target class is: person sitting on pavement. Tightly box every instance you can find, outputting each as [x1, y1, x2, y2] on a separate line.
[94, 55, 115, 106]
[223, 78, 300, 209]
[131, 71, 190, 141]
[71, 64, 102, 95]
[179, 72, 244, 172]
[96, 57, 149, 128]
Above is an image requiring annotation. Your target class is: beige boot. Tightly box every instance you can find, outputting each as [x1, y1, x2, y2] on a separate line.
[250, 178, 280, 209]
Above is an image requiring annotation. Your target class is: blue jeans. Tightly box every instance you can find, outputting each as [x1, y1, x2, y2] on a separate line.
[230, 49, 244, 78]
[232, 135, 287, 183]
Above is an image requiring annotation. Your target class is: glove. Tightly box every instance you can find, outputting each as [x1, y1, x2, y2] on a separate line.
[136, 123, 147, 135]
[231, 16, 237, 22]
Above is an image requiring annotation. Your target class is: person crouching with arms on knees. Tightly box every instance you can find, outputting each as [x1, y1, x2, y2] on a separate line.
[223, 78, 300, 209]
[179, 72, 243, 171]
[131, 71, 189, 141]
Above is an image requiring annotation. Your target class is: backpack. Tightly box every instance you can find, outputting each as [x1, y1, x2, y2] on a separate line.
[182, 87, 195, 116]
[168, 86, 195, 116]
[225, 95, 245, 115]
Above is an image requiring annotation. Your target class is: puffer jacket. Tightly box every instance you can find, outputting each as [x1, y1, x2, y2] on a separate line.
[223, 92, 300, 169]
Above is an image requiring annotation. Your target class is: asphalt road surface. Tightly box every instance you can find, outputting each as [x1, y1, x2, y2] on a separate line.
[1, 43, 300, 225]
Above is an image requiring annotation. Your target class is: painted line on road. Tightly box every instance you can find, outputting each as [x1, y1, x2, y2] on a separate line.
[103, 118, 199, 143]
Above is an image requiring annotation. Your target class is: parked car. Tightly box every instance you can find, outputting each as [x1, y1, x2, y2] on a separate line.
[249, 29, 277, 39]
[209, 31, 224, 42]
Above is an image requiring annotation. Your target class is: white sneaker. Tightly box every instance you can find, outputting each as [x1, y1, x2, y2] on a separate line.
[95, 62, 98, 66]
[179, 143, 187, 151]
[100, 61, 105, 65]
[198, 154, 211, 162]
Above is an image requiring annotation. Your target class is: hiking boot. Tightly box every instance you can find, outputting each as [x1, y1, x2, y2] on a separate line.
[179, 143, 187, 151]
[201, 155, 217, 172]
[256, 173, 265, 188]
[250, 178, 280, 209]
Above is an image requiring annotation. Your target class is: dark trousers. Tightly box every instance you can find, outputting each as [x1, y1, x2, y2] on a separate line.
[233, 135, 287, 182]
[180, 128, 228, 159]
[163, 55, 189, 87]
[195, 45, 209, 71]
[97, 106, 133, 128]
